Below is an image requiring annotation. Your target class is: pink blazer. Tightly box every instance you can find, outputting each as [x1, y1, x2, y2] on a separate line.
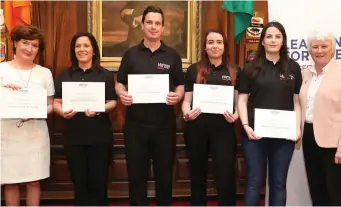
[299, 59, 341, 150]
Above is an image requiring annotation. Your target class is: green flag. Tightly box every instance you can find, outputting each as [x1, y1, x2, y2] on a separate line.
[222, 0, 254, 43]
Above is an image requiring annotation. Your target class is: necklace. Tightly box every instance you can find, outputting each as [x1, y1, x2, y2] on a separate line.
[11, 61, 34, 88]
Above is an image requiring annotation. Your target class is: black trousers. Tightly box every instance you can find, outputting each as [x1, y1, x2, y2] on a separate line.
[64, 142, 112, 206]
[184, 115, 237, 206]
[303, 123, 341, 206]
[124, 122, 176, 206]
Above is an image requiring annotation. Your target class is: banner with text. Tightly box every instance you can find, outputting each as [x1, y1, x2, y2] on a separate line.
[269, 0, 341, 72]
[267, 0, 341, 205]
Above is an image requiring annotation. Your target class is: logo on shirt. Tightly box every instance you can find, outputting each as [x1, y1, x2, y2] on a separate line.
[157, 62, 170, 71]
[222, 75, 231, 82]
[280, 74, 294, 81]
[288, 75, 294, 80]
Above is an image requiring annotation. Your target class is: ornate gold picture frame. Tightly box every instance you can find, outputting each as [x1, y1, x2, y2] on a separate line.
[88, 0, 201, 71]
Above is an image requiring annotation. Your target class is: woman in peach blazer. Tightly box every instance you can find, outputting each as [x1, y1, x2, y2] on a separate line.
[299, 31, 341, 206]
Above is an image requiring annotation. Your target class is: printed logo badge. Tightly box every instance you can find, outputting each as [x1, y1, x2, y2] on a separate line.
[19, 89, 29, 93]
[79, 83, 88, 88]
[157, 62, 170, 70]
[222, 75, 231, 82]
[280, 74, 286, 80]
[280, 74, 294, 80]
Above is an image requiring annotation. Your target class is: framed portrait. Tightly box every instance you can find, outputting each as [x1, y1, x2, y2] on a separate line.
[88, 0, 201, 71]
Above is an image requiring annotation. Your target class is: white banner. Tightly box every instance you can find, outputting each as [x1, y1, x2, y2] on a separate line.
[267, 0, 341, 205]
[269, 0, 341, 71]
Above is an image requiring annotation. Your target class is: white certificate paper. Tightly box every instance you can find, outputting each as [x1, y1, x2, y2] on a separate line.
[62, 82, 105, 112]
[0, 88, 47, 118]
[128, 74, 169, 104]
[254, 108, 297, 140]
[192, 84, 234, 114]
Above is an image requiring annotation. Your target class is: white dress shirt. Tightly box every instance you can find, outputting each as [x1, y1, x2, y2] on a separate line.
[305, 61, 332, 123]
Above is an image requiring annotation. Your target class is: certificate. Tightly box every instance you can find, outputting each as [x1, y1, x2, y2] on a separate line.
[62, 82, 105, 112]
[128, 74, 169, 104]
[192, 84, 234, 114]
[0, 88, 47, 118]
[254, 108, 297, 140]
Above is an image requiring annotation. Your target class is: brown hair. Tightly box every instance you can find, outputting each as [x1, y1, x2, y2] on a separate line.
[196, 29, 237, 85]
[10, 24, 45, 54]
[70, 32, 101, 70]
[246, 21, 290, 78]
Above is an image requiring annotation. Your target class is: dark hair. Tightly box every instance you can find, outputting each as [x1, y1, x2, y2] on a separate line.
[246, 21, 290, 78]
[11, 24, 45, 54]
[196, 29, 236, 85]
[142, 6, 164, 26]
[70, 32, 100, 69]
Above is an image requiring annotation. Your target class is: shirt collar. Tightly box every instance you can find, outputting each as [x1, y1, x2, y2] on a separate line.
[138, 39, 166, 51]
[72, 66, 95, 73]
[310, 58, 334, 75]
[264, 58, 280, 66]
[211, 63, 225, 70]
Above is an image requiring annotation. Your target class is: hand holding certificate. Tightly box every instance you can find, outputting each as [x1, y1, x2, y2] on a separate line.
[0, 87, 47, 119]
[62, 82, 105, 112]
[254, 108, 297, 140]
[128, 74, 169, 104]
[192, 84, 234, 114]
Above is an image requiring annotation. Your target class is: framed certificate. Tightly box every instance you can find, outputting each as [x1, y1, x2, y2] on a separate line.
[62, 82, 105, 112]
[0, 88, 47, 118]
[192, 84, 234, 114]
[128, 74, 169, 104]
[254, 108, 297, 140]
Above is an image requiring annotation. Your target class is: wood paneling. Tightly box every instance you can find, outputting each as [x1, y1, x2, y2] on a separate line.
[1, 1, 268, 200]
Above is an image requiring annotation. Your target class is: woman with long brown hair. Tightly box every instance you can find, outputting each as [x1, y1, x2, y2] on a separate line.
[237, 21, 302, 206]
[181, 29, 239, 206]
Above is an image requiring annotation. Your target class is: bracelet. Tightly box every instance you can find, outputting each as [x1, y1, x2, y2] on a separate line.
[243, 123, 249, 126]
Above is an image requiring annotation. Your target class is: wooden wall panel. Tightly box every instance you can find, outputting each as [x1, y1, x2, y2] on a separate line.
[1, 1, 268, 200]
[238, 1, 269, 68]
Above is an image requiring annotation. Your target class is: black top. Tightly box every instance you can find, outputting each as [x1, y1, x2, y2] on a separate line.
[117, 40, 184, 126]
[184, 62, 240, 122]
[238, 58, 302, 128]
[185, 62, 241, 92]
[55, 66, 117, 145]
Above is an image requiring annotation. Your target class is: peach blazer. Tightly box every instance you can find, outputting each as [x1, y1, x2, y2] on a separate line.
[299, 59, 341, 150]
